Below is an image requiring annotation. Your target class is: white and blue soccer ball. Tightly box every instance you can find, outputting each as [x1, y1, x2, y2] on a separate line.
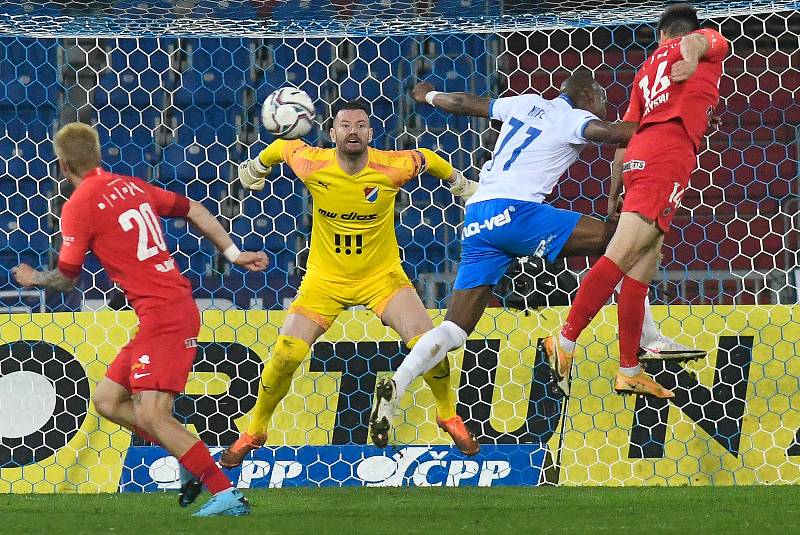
[261, 87, 315, 140]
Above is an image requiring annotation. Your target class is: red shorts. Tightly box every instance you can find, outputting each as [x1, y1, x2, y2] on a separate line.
[621, 121, 697, 233]
[106, 297, 201, 394]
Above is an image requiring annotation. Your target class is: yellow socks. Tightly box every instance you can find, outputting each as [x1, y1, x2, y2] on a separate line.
[246, 335, 310, 437]
[423, 358, 458, 420]
[408, 334, 457, 420]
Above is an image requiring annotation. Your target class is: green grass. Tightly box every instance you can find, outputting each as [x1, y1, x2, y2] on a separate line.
[3, 486, 798, 534]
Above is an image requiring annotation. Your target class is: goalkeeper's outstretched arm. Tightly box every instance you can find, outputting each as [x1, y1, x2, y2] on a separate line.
[417, 147, 479, 201]
[238, 139, 290, 191]
[411, 82, 490, 118]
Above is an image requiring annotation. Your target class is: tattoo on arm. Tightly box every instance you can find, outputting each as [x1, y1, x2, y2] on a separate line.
[33, 269, 77, 292]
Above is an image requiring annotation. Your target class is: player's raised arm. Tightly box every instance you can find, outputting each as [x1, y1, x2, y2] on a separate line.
[670, 33, 709, 82]
[237, 138, 291, 191]
[184, 200, 269, 272]
[416, 147, 480, 200]
[671, 30, 728, 82]
[411, 82, 491, 118]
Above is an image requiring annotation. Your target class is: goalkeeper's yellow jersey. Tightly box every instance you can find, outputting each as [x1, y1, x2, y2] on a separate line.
[258, 140, 454, 282]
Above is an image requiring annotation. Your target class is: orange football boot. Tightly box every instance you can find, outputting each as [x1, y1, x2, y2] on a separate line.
[542, 335, 574, 396]
[437, 415, 480, 456]
[219, 432, 267, 468]
[614, 370, 675, 398]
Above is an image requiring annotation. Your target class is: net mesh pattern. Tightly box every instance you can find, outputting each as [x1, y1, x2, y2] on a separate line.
[0, 1, 798, 490]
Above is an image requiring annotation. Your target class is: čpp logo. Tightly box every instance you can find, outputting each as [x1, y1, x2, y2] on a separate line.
[356, 447, 510, 487]
[147, 451, 303, 489]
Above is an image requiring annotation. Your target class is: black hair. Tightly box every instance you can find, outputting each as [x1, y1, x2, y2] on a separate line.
[657, 3, 700, 37]
[331, 99, 371, 119]
[560, 69, 602, 100]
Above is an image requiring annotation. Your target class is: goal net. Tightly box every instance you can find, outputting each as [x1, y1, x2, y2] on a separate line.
[0, 0, 798, 491]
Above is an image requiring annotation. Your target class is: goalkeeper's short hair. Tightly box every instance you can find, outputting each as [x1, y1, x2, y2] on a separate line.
[54, 122, 101, 177]
[332, 98, 371, 119]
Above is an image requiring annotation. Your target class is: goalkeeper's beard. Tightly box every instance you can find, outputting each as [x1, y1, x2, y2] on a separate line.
[337, 141, 368, 157]
[335, 131, 370, 156]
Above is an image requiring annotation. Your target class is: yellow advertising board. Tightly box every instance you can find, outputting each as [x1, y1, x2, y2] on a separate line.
[0, 305, 798, 491]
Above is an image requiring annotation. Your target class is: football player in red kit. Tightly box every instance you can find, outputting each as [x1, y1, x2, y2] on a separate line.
[12, 122, 268, 516]
[544, 4, 729, 398]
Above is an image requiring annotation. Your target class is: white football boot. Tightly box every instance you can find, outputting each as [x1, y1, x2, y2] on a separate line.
[639, 334, 706, 361]
[369, 378, 400, 448]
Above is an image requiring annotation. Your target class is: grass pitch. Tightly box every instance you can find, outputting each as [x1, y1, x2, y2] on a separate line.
[3, 485, 797, 534]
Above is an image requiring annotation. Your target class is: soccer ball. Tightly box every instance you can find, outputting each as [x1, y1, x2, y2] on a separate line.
[261, 87, 315, 140]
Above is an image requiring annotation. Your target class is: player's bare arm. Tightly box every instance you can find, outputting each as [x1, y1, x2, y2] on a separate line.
[411, 81, 491, 118]
[185, 200, 269, 271]
[671, 32, 710, 82]
[582, 120, 639, 146]
[12, 264, 76, 292]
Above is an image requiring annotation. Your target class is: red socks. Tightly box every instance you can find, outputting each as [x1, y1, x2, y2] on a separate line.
[618, 276, 649, 369]
[561, 255, 649, 370]
[179, 441, 233, 495]
[561, 256, 625, 342]
[138, 432, 233, 495]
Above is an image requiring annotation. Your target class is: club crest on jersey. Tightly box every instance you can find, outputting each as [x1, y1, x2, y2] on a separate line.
[363, 186, 379, 203]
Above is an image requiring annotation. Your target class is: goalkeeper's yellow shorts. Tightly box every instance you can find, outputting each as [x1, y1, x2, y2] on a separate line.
[288, 264, 414, 329]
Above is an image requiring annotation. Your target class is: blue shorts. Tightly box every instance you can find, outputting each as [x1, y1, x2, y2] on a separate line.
[454, 199, 582, 290]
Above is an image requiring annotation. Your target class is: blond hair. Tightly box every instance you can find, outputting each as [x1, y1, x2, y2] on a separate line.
[53, 122, 101, 177]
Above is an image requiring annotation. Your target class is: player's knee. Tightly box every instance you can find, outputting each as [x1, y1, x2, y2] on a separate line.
[606, 241, 649, 272]
[270, 335, 310, 375]
[133, 408, 158, 434]
[133, 404, 168, 434]
[132, 393, 172, 431]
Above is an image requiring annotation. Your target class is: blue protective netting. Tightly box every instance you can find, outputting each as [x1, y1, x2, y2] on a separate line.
[0, 5, 798, 313]
[0, 0, 798, 36]
[0, 2, 798, 491]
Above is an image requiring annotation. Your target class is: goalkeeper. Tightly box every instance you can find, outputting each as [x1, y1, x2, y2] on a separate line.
[220, 99, 481, 467]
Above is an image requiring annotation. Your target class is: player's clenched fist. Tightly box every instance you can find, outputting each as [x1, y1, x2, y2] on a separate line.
[238, 159, 271, 191]
[411, 82, 436, 104]
[11, 263, 36, 287]
[233, 251, 269, 272]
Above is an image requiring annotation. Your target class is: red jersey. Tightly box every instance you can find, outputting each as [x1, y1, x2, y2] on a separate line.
[624, 28, 728, 150]
[58, 168, 193, 310]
